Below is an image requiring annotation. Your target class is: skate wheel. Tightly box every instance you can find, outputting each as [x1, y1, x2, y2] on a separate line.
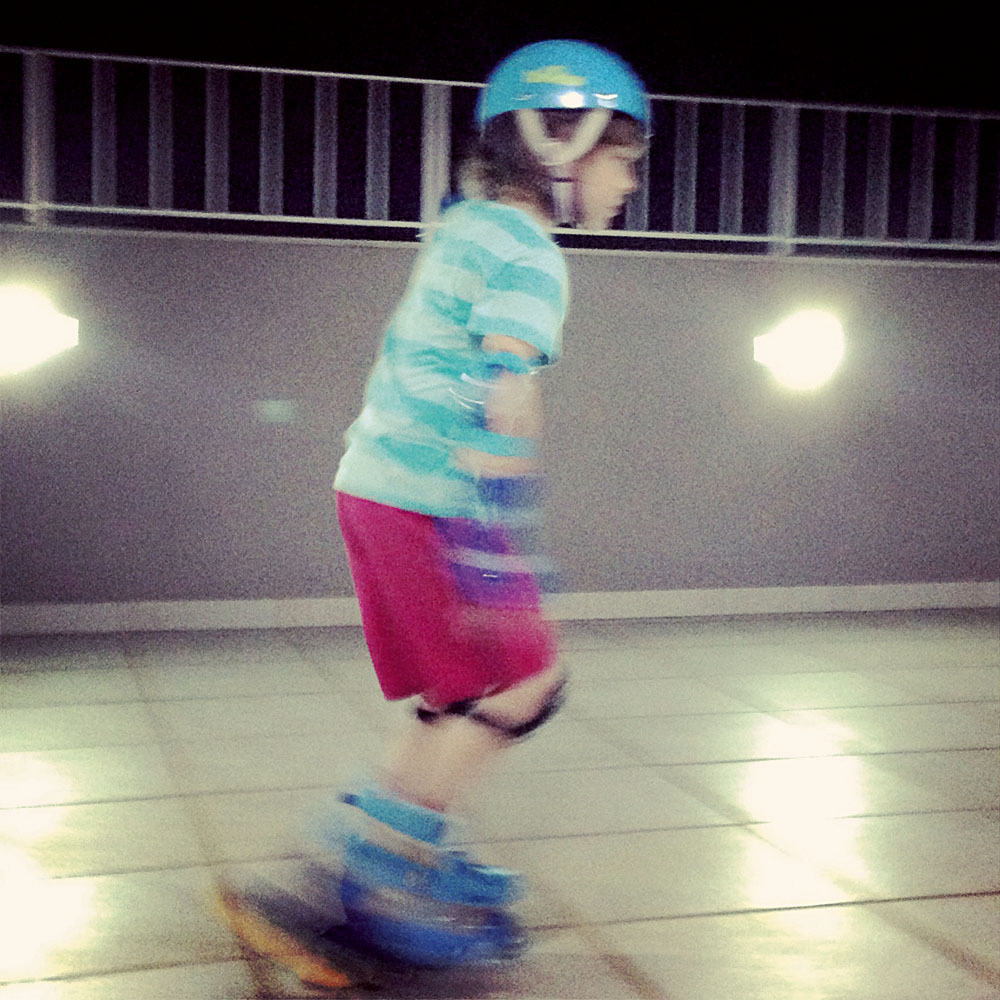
[216, 886, 353, 990]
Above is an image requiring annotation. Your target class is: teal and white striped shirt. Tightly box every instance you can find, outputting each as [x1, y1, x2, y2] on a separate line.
[334, 199, 568, 518]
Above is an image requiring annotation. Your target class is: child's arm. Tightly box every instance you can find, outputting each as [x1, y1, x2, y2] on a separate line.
[451, 333, 555, 596]
[454, 333, 543, 479]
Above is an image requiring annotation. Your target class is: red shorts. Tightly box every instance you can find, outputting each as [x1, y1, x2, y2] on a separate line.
[336, 492, 558, 707]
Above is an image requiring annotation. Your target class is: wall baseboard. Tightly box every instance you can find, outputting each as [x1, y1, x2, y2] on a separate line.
[2, 582, 997, 635]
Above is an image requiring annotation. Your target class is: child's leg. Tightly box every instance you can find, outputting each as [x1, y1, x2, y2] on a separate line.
[379, 661, 565, 812]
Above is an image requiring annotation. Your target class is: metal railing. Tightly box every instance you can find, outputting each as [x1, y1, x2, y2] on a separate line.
[2, 47, 998, 260]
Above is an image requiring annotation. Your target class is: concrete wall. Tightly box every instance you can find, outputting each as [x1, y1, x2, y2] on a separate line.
[2, 226, 998, 609]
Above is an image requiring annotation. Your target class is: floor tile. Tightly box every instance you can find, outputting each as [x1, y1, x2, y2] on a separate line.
[596, 904, 1000, 1000]
[0, 962, 257, 999]
[311, 655, 391, 693]
[0, 637, 130, 674]
[279, 626, 371, 662]
[0, 703, 159, 753]
[836, 639, 1000, 671]
[558, 643, 843, 681]
[0, 866, 237, 985]
[135, 658, 329, 701]
[496, 827, 850, 925]
[0, 961, 256, 999]
[562, 647, 688, 681]
[564, 677, 758, 719]
[703, 670, 920, 711]
[883, 667, 1000, 701]
[466, 767, 731, 842]
[872, 749, 1000, 810]
[0, 669, 143, 709]
[773, 703, 999, 754]
[185, 787, 340, 863]
[122, 628, 301, 661]
[698, 644, 848, 674]
[0, 798, 206, 877]
[368, 928, 645, 999]
[145, 691, 368, 742]
[869, 896, 1000, 977]
[591, 711, 846, 765]
[755, 811, 1000, 897]
[665, 754, 956, 823]
[659, 642, 847, 675]
[170, 730, 384, 795]
[0, 747, 179, 808]
[234, 925, 645, 999]
[504, 718, 643, 772]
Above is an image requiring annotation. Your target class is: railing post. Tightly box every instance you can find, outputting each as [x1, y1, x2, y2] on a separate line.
[672, 101, 698, 232]
[22, 51, 55, 225]
[149, 64, 174, 209]
[313, 77, 338, 218]
[420, 83, 451, 223]
[260, 72, 284, 215]
[995, 138, 1000, 243]
[864, 112, 891, 239]
[953, 119, 979, 242]
[366, 80, 390, 221]
[91, 60, 118, 206]
[719, 103, 745, 235]
[768, 104, 799, 254]
[819, 110, 846, 237]
[205, 68, 230, 213]
[907, 117, 935, 242]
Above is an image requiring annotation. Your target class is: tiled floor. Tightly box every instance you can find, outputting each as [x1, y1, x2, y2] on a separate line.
[1, 609, 998, 999]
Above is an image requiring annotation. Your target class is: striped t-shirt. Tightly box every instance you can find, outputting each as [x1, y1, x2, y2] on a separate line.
[334, 199, 569, 519]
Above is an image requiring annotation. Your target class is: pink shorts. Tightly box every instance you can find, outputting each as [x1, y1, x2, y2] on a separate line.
[336, 492, 558, 707]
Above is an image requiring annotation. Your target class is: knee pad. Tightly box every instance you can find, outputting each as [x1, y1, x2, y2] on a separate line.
[415, 679, 565, 742]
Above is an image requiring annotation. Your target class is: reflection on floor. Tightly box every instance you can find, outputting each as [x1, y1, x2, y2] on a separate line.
[1, 609, 998, 998]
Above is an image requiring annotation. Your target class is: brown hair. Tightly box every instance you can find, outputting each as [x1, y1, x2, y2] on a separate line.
[458, 110, 645, 219]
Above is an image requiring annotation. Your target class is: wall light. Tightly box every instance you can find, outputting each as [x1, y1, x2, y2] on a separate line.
[0, 285, 80, 376]
[754, 309, 845, 391]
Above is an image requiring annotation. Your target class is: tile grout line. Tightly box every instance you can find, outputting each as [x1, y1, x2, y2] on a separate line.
[537, 891, 1000, 929]
[0, 958, 259, 992]
[1, 620, 995, 996]
[124, 639, 295, 1000]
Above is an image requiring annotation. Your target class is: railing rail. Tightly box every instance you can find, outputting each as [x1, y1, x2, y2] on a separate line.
[2, 46, 998, 260]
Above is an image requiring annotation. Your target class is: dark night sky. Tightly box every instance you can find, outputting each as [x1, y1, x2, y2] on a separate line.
[4, 4, 996, 113]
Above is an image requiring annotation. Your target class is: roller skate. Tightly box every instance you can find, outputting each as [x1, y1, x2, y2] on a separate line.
[215, 787, 527, 991]
[330, 787, 526, 967]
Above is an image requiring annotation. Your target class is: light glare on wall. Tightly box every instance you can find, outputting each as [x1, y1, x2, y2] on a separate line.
[754, 309, 845, 391]
[0, 285, 80, 376]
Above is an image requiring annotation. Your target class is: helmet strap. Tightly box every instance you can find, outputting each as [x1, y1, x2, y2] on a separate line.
[516, 108, 612, 225]
[550, 178, 576, 226]
[515, 108, 612, 168]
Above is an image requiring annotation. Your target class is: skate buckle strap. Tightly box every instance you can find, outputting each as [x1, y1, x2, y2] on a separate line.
[341, 790, 447, 843]
[353, 812, 445, 870]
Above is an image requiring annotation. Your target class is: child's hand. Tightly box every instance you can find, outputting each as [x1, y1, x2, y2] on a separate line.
[454, 447, 539, 478]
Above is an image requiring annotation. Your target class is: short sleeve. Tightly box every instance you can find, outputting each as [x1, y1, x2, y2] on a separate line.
[466, 252, 566, 364]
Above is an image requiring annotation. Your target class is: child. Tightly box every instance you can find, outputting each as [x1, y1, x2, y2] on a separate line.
[220, 39, 649, 979]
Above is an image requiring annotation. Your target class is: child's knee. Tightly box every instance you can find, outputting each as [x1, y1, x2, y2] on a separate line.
[416, 667, 566, 742]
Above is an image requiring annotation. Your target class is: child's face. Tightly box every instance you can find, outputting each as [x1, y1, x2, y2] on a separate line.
[575, 145, 643, 230]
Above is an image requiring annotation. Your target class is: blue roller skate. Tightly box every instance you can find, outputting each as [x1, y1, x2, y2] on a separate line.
[322, 786, 528, 968]
[215, 788, 528, 988]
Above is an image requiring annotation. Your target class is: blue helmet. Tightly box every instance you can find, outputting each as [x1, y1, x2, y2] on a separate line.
[476, 40, 650, 131]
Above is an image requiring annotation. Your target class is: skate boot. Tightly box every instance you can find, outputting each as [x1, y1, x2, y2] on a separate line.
[320, 786, 527, 967]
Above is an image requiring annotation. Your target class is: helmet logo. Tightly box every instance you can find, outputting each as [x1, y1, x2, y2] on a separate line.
[523, 66, 587, 87]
